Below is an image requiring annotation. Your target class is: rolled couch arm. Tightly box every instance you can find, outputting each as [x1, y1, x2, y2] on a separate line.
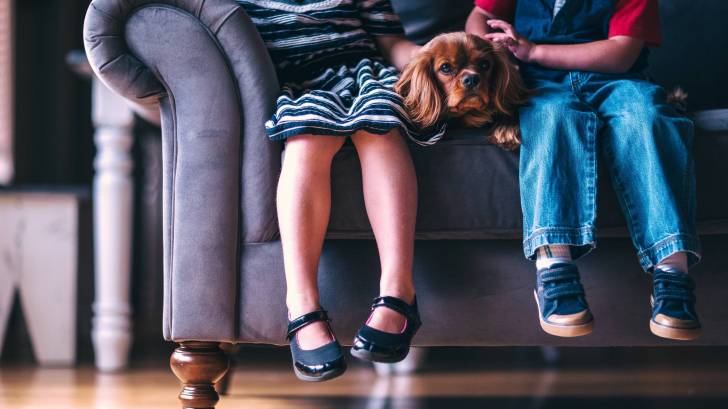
[84, 0, 281, 342]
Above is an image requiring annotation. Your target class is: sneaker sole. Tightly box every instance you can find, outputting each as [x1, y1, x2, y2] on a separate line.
[649, 320, 701, 341]
[648, 296, 701, 341]
[533, 290, 594, 338]
[293, 362, 346, 382]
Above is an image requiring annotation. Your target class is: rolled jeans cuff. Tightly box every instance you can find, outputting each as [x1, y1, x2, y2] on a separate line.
[523, 226, 596, 261]
[638, 233, 702, 272]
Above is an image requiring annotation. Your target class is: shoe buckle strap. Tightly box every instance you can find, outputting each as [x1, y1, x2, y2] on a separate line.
[653, 269, 694, 283]
[654, 276, 695, 290]
[544, 283, 585, 300]
[371, 296, 421, 328]
[654, 287, 695, 303]
[286, 309, 330, 340]
[540, 266, 580, 283]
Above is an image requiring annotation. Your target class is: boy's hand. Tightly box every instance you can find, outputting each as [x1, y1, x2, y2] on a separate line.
[484, 20, 535, 62]
[468, 9, 644, 73]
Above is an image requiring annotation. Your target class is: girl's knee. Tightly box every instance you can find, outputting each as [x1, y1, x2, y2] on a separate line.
[282, 135, 345, 172]
[351, 128, 406, 147]
[285, 134, 344, 157]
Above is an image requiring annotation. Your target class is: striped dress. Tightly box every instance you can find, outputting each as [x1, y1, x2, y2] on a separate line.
[237, 0, 445, 145]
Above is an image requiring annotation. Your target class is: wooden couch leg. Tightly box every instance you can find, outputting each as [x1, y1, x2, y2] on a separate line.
[170, 342, 229, 409]
[215, 344, 239, 396]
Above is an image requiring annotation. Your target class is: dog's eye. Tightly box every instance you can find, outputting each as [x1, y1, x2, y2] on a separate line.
[439, 63, 453, 74]
[479, 60, 491, 71]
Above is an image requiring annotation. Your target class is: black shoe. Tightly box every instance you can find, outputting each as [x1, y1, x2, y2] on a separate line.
[350, 296, 421, 363]
[286, 309, 346, 382]
[650, 269, 701, 341]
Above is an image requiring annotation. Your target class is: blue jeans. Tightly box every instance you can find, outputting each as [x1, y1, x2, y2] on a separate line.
[519, 70, 701, 271]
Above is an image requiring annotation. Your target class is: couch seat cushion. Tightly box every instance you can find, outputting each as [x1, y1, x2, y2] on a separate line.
[326, 126, 728, 240]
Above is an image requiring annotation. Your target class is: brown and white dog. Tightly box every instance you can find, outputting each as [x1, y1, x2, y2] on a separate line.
[395, 32, 528, 150]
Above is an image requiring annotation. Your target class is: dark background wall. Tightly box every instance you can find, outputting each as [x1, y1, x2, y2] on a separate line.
[13, 0, 93, 185]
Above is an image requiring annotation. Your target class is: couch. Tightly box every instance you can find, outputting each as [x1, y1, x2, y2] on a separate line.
[83, 0, 728, 407]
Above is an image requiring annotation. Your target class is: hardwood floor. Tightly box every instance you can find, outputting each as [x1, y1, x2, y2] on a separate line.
[2, 348, 728, 408]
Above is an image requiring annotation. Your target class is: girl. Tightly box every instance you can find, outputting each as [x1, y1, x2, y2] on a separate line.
[236, 0, 442, 381]
[467, 0, 701, 341]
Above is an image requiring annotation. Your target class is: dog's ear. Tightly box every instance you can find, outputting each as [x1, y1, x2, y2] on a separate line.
[490, 44, 528, 117]
[395, 51, 445, 130]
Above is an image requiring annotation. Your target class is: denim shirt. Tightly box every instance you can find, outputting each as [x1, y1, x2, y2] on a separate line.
[513, 0, 650, 78]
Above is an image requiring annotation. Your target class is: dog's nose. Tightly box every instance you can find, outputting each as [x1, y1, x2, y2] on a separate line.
[462, 74, 480, 89]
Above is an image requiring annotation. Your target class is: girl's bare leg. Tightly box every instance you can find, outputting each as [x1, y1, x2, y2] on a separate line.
[351, 129, 418, 333]
[278, 134, 345, 350]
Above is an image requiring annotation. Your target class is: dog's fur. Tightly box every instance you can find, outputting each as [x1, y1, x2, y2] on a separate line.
[666, 86, 688, 113]
[395, 32, 528, 150]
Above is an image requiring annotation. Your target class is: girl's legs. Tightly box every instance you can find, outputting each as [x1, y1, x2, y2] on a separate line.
[279, 129, 417, 349]
[351, 129, 418, 333]
[278, 134, 345, 350]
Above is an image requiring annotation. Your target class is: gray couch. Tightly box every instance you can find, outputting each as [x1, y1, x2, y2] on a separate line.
[83, 0, 728, 407]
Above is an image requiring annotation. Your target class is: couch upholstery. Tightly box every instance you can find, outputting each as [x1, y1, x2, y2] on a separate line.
[84, 0, 728, 349]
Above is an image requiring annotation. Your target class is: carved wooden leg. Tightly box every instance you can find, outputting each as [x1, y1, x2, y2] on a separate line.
[170, 342, 229, 409]
[215, 343, 239, 396]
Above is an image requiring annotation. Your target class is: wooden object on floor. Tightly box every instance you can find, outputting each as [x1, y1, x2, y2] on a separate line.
[0, 192, 80, 365]
[90, 78, 134, 372]
[170, 342, 230, 409]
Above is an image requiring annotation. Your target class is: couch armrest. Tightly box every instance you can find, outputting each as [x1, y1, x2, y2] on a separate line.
[84, 0, 281, 342]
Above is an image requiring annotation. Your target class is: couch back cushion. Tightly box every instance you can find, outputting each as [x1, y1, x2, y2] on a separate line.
[391, 0, 473, 44]
[646, 0, 728, 111]
[392, 0, 728, 111]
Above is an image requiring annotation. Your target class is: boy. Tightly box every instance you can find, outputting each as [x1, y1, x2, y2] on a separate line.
[466, 0, 701, 340]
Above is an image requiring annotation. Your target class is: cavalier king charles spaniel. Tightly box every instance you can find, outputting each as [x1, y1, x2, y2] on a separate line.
[395, 32, 528, 150]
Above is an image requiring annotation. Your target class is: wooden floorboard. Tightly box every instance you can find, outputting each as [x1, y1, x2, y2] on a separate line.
[2, 361, 728, 408]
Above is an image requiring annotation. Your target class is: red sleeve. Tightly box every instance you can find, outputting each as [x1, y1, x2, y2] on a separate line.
[609, 0, 661, 46]
[474, 0, 516, 21]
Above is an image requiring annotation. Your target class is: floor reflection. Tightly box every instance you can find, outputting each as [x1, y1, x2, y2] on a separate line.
[245, 396, 728, 409]
[229, 346, 728, 409]
[2, 346, 727, 408]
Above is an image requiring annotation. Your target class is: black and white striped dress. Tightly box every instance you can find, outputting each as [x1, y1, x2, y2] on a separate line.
[237, 0, 445, 145]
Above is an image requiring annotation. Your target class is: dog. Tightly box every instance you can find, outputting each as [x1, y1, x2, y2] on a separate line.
[395, 32, 528, 150]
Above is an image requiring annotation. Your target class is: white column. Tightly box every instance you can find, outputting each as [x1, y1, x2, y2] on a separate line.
[91, 79, 134, 372]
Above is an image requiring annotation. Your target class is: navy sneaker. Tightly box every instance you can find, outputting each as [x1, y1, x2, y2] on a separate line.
[650, 269, 701, 341]
[534, 263, 594, 337]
